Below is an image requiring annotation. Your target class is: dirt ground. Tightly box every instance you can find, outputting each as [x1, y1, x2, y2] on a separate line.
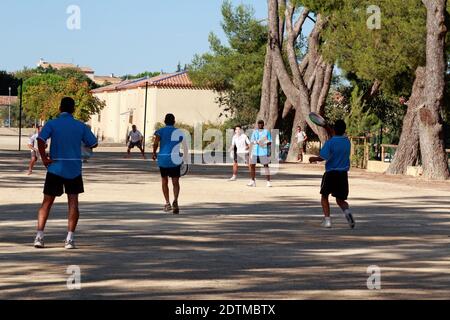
[0, 147, 450, 300]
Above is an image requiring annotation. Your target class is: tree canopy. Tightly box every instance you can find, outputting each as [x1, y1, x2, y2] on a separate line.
[189, 0, 268, 127]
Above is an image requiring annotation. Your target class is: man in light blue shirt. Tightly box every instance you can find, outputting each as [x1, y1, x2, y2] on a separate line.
[152, 114, 188, 215]
[34, 97, 98, 250]
[248, 120, 272, 187]
[309, 120, 355, 229]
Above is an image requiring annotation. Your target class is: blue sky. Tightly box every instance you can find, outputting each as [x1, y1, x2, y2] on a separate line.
[0, 0, 273, 76]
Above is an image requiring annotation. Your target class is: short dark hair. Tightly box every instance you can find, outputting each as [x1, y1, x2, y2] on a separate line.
[334, 120, 347, 136]
[132, 125, 137, 129]
[257, 120, 265, 125]
[164, 114, 175, 126]
[60, 97, 75, 114]
[235, 125, 242, 130]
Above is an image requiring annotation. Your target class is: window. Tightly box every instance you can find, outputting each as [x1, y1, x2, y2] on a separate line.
[129, 110, 134, 124]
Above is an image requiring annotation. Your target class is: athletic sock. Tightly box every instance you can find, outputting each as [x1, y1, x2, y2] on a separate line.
[66, 232, 74, 242]
[36, 231, 44, 239]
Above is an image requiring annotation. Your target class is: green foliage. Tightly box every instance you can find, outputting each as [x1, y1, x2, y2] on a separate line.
[344, 86, 381, 137]
[321, 0, 426, 97]
[22, 73, 105, 123]
[122, 71, 161, 80]
[15, 66, 98, 89]
[0, 71, 20, 96]
[189, 0, 268, 127]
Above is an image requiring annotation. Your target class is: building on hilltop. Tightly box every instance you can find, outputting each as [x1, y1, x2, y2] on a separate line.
[37, 58, 122, 86]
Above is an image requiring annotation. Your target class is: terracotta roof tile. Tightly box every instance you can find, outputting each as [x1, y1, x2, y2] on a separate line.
[0, 96, 18, 106]
[40, 62, 94, 73]
[92, 72, 200, 93]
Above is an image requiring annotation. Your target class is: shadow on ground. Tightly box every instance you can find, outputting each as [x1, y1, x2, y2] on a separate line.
[0, 196, 449, 299]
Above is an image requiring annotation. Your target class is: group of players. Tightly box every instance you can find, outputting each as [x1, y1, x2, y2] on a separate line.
[29, 97, 355, 250]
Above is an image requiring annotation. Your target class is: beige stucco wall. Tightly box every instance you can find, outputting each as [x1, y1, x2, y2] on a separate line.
[154, 89, 223, 127]
[90, 87, 222, 144]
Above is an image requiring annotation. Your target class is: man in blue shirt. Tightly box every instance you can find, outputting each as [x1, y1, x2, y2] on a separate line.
[248, 120, 272, 187]
[309, 120, 355, 229]
[152, 114, 188, 214]
[34, 97, 98, 250]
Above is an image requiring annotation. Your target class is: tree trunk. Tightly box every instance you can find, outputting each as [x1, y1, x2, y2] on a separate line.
[386, 68, 424, 175]
[267, 0, 333, 149]
[258, 0, 285, 130]
[286, 111, 307, 162]
[418, 0, 450, 180]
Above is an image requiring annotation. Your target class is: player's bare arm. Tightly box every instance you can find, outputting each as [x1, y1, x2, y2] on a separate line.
[152, 135, 160, 161]
[38, 138, 52, 168]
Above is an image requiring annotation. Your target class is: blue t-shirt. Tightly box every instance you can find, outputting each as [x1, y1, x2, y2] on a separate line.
[155, 126, 184, 168]
[320, 135, 351, 172]
[251, 129, 272, 157]
[38, 113, 98, 179]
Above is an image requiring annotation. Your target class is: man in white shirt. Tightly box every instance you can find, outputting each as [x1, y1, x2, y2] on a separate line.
[126, 125, 145, 159]
[295, 126, 308, 162]
[28, 125, 43, 175]
[229, 125, 250, 181]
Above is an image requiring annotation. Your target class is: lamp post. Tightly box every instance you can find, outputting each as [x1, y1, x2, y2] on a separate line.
[8, 87, 11, 128]
[143, 80, 149, 153]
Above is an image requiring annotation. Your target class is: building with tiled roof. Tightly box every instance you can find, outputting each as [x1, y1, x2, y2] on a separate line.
[93, 74, 123, 86]
[90, 71, 224, 144]
[38, 58, 95, 80]
[0, 96, 18, 106]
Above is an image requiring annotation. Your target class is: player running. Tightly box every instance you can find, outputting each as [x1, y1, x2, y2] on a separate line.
[33, 97, 98, 249]
[28, 125, 43, 175]
[126, 125, 145, 159]
[248, 120, 272, 188]
[309, 120, 355, 229]
[228, 125, 250, 181]
[152, 114, 188, 214]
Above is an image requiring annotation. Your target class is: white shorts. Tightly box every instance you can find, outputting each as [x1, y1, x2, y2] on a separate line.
[233, 152, 249, 164]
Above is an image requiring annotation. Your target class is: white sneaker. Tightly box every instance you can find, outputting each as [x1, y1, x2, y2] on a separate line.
[65, 240, 76, 250]
[34, 237, 44, 249]
[345, 212, 356, 229]
[266, 181, 272, 188]
[229, 176, 237, 181]
[321, 218, 332, 229]
[247, 180, 256, 187]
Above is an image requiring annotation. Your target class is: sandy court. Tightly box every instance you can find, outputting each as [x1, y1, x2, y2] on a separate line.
[0, 148, 450, 299]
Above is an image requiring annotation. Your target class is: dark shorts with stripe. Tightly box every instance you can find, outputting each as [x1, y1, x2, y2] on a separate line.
[44, 172, 84, 197]
[128, 141, 142, 149]
[160, 166, 181, 178]
[320, 171, 349, 200]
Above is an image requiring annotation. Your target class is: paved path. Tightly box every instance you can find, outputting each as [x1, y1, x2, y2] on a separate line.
[1, 150, 450, 299]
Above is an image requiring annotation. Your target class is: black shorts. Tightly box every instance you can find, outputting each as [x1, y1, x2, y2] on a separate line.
[44, 172, 84, 197]
[320, 171, 349, 200]
[128, 141, 142, 149]
[160, 166, 181, 178]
